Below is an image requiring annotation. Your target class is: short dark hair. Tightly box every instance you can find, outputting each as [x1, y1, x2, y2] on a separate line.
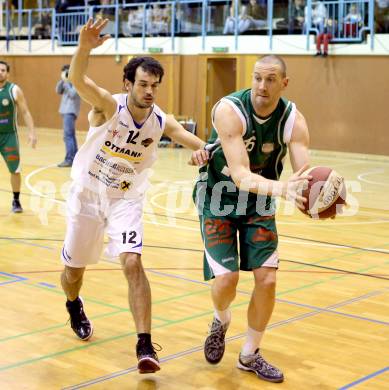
[61, 64, 70, 72]
[123, 56, 164, 84]
[256, 55, 287, 78]
[0, 60, 10, 72]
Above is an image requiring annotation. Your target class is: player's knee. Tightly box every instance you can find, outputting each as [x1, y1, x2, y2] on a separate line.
[64, 266, 84, 284]
[254, 268, 277, 290]
[261, 277, 276, 292]
[215, 272, 239, 292]
[121, 252, 142, 277]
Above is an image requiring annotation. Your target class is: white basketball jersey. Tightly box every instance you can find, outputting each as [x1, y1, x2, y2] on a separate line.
[71, 94, 166, 199]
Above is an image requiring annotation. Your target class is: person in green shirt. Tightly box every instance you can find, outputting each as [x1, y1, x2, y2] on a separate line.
[194, 55, 311, 383]
[0, 60, 37, 213]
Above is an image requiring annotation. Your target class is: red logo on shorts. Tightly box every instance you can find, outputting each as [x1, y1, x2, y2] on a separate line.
[4, 147, 16, 152]
[248, 215, 274, 224]
[205, 218, 234, 248]
[252, 227, 277, 242]
[7, 154, 19, 161]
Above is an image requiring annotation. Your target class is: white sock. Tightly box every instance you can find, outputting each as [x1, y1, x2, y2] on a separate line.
[214, 308, 231, 325]
[241, 326, 264, 356]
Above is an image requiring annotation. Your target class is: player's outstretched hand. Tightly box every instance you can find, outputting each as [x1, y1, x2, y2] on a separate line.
[283, 164, 312, 210]
[79, 18, 111, 51]
[28, 131, 37, 149]
[189, 149, 209, 167]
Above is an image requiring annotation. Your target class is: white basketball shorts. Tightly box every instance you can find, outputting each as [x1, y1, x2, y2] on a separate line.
[61, 183, 144, 268]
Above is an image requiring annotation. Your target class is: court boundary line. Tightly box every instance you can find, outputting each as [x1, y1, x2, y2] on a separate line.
[0, 267, 387, 372]
[0, 267, 387, 346]
[0, 272, 27, 286]
[62, 290, 388, 389]
[358, 169, 389, 187]
[337, 366, 389, 389]
[283, 259, 389, 280]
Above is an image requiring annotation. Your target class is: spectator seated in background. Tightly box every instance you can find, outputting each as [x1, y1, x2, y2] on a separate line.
[55, 0, 85, 12]
[147, 4, 171, 36]
[305, 0, 327, 33]
[288, 0, 305, 33]
[375, 0, 389, 33]
[238, 0, 267, 33]
[223, 0, 243, 34]
[304, 0, 332, 57]
[127, 6, 143, 36]
[343, 4, 363, 37]
[99, 0, 115, 16]
[94, 1, 116, 20]
[315, 19, 334, 57]
[55, 0, 69, 13]
[34, 11, 51, 39]
[223, 0, 266, 34]
[55, 0, 68, 13]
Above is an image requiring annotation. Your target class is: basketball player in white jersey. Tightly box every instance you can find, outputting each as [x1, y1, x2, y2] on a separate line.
[60, 18, 209, 374]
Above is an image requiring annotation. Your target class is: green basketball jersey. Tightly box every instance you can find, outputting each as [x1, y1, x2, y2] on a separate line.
[199, 88, 296, 216]
[0, 82, 17, 134]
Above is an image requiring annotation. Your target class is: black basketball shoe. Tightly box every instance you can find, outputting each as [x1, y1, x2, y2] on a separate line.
[136, 338, 161, 374]
[66, 297, 93, 341]
[12, 199, 23, 213]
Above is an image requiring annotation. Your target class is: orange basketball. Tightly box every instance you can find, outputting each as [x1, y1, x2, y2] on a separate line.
[301, 166, 346, 219]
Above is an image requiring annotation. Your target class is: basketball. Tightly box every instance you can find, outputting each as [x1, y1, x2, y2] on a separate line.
[301, 166, 346, 219]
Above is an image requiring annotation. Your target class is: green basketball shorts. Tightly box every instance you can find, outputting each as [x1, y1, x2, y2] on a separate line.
[0, 132, 20, 173]
[199, 206, 279, 281]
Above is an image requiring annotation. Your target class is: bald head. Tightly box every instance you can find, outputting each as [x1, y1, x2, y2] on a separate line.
[256, 55, 286, 78]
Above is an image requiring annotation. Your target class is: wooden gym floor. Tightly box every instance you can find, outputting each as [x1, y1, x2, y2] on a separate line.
[0, 128, 388, 389]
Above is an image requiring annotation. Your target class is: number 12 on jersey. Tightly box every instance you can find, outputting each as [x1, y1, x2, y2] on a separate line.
[122, 231, 137, 244]
[126, 130, 139, 144]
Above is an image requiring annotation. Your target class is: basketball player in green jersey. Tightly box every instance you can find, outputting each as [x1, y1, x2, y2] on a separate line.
[194, 55, 311, 382]
[0, 60, 37, 213]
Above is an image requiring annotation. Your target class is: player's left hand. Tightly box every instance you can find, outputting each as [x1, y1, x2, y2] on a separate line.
[190, 149, 209, 166]
[283, 164, 312, 210]
[28, 131, 37, 148]
[79, 18, 111, 51]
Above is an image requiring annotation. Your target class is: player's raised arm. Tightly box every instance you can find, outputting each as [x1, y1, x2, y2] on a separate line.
[68, 18, 116, 120]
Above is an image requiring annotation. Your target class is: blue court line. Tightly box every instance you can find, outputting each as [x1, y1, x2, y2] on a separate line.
[63, 308, 347, 389]
[63, 282, 388, 389]
[328, 290, 388, 309]
[338, 366, 389, 389]
[0, 271, 55, 292]
[0, 237, 55, 251]
[148, 269, 210, 287]
[276, 297, 389, 326]
[148, 270, 389, 327]
[37, 282, 56, 288]
[0, 272, 27, 286]
[1, 254, 386, 386]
